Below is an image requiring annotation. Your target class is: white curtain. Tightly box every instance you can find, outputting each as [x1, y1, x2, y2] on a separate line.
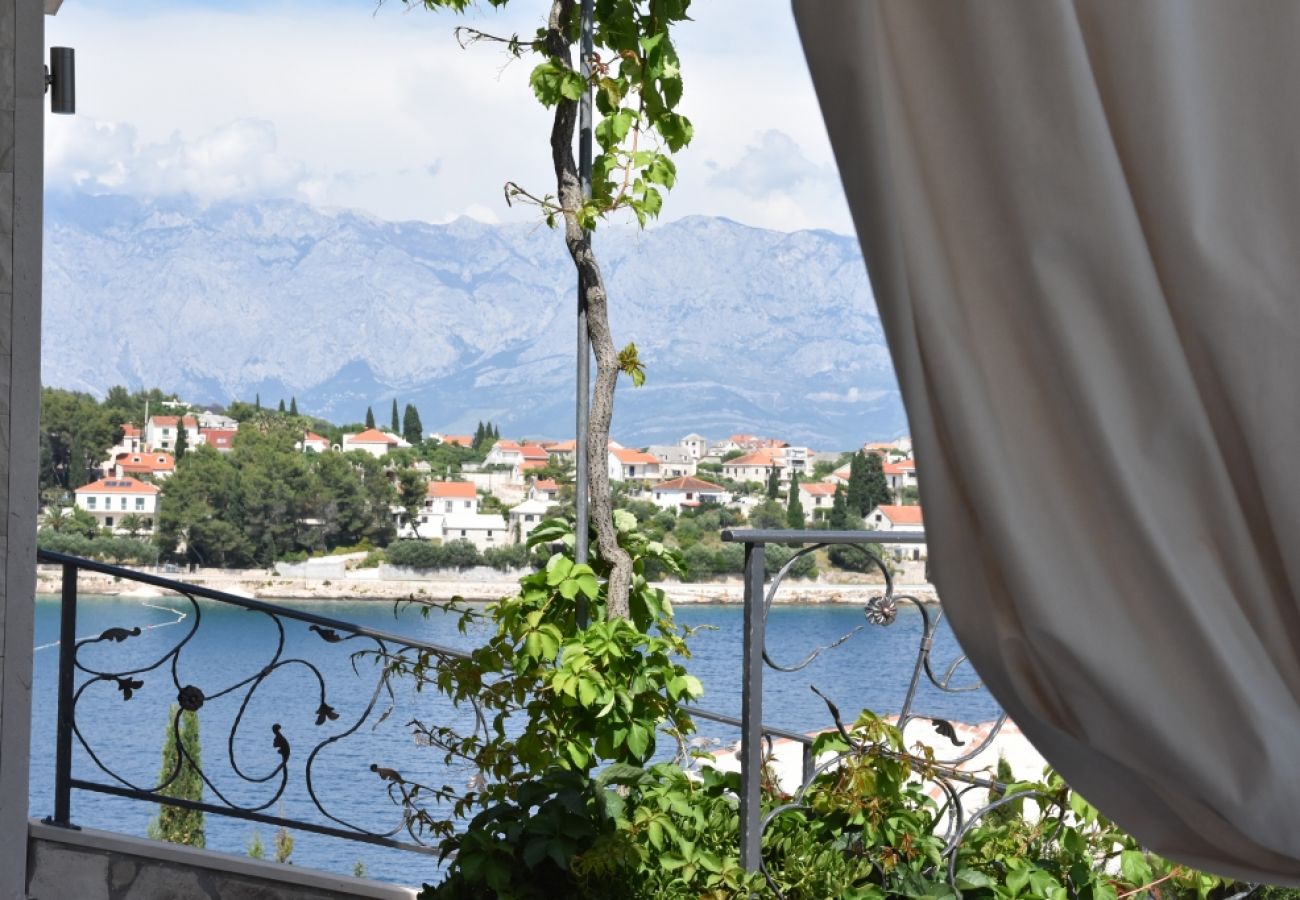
[792, 0, 1300, 882]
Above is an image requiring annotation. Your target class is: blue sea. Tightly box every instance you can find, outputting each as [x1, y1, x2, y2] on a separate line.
[28, 592, 1000, 886]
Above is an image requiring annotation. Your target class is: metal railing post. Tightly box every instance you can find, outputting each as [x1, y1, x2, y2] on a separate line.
[738, 540, 766, 873]
[47, 562, 79, 828]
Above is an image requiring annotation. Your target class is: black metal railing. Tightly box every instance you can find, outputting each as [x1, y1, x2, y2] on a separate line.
[37, 547, 473, 855]
[716, 529, 1020, 888]
[38, 532, 1012, 889]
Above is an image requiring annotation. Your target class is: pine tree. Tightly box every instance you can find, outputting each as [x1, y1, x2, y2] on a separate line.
[174, 421, 188, 457]
[255, 393, 261, 410]
[766, 467, 780, 500]
[277, 399, 286, 413]
[786, 472, 805, 529]
[390, 399, 400, 434]
[289, 397, 298, 416]
[402, 404, 424, 445]
[148, 705, 205, 848]
[829, 483, 848, 530]
[473, 421, 485, 449]
[365, 407, 375, 429]
[492, 423, 500, 440]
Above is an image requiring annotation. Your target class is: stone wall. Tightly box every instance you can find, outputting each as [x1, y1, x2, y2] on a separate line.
[27, 822, 420, 900]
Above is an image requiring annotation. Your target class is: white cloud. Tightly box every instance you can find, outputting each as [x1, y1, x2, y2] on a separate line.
[44, 0, 856, 234]
[806, 387, 889, 405]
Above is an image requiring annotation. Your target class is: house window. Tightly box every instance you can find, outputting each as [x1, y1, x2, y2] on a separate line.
[135, 498, 145, 510]
[105, 517, 114, 527]
[120, 498, 128, 510]
[445, 501, 453, 513]
[460, 530, 467, 537]
[686, 493, 693, 500]
[86, 497, 96, 509]
[464, 500, 471, 508]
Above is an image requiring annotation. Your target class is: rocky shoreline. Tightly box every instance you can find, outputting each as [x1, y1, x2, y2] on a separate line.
[34, 565, 938, 606]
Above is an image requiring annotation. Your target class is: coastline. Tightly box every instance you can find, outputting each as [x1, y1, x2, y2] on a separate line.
[34, 565, 938, 606]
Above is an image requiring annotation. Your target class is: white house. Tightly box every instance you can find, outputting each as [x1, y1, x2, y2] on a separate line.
[199, 428, 237, 453]
[647, 445, 697, 479]
[111, 451, 175, 481]
[74, 477, 159, 534]
[781, 446, 812, 481]
[866, 504, 927, 559]
[425, 481, 479, 516]
[485, 440, 551, 480]
[197, 411, 239, 430]
[508, 498, 551, 545]
[650, 476, 732, 511]
[145, 415, 198, 452]
[341, 428, 405, 457]
[679, 433, 709, 460]
[722, 448, 780, 484]
[608, 447, 661, 482]
[441, 513, 509, 551]
[529, 479, 561, 503]
[300, 431, 330, 453]
[883, 458, 919, 499]
[798, 482, 838, 521]
[824, 464, 851, 486]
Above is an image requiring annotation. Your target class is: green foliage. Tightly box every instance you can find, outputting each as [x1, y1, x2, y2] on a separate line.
[38, 529, 158, 565]
[148, 705, 205, 848]
[846, 450, 892, 517]
[365, 407, 375, 429]
[483, 543, 531, 571]
[40, 386, 130, 492]
[786, 473, 805, 529]
[386, 539, 484, 570]
[766, 467, 780, 500]
[747, 499, 786, 531]
[174, 419, 189, 456]
[829, 483, 848, 529]
[289, 396, 299, 416]
[403, 403, 425, 445]
[247, 830, 265, 860]
[274, 825, 294, 864]
[391, 399, 401, 434]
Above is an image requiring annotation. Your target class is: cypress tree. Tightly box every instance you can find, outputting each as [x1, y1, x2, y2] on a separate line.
[402, 404, 424, 445]
[390, 399, 400, 434]
[786, 472, 805, 529]
[67, 435, 87, 489]
[277, 399, 286, 413]
[174, 420, 188, 457]
[365, 406, 375, 429]
[863, 451, 892, 511]
[289, 396, 298, 416]
[766, 466, 780, 500]
[255, 393, 261, 410]
[148, 705, 205, 848]
[829, 483, 848, 530]
[473, 421, 485, 448]
[846, 451, 869, 515]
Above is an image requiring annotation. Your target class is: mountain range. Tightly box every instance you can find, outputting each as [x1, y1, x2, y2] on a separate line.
[43, 192, 906, 448]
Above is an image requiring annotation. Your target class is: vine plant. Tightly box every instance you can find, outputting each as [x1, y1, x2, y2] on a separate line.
[403, 0, 693, 618]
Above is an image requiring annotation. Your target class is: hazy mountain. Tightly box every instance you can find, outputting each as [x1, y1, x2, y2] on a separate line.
[43, 192, 905, 448]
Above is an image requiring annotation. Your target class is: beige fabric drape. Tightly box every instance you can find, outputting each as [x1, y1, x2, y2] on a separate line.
[793, 0, 1300, 881]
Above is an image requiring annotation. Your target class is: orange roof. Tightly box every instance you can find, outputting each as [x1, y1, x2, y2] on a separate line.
[121, 424, 140, 437]
[533, 479, 559, 491]
[115, 452, 174, 473]
[427, 481, 477, 499]
[725, 449, 779, 467]
[883, 460, 916, 476]
[520, 459, 548, 472]
[77, 476, 159, 495]
[348, 428, 398, 445]
[655, 476, 726, 493]
[729, 434, 758, 444]
[547, 440, 577, 452]
[440, 434, 474, 447]
[303, 431, 328, 443]
[493, 440, 521, 451]
[149, 415, 197, 428]
[201, 428, 237, 449]
[877, 505, 923, 525]
[612, 448, 660, 465]
[799, 482, 838, 496]
[520, 444, 550, 461]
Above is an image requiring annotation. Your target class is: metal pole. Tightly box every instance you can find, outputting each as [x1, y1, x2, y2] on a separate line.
[47, 563, 79, 828]
[574, 0, 594, 614]
[738, 541, 766, 872]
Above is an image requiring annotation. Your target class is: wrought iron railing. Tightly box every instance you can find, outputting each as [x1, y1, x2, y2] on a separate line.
[716, 529, 1021, 891]
[38, 533, 1011, 891]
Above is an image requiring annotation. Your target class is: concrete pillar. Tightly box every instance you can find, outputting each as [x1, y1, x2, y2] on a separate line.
[0, 0, 45, 897]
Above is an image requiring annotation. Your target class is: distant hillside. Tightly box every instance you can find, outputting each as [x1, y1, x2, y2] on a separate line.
[43, 192, 905, 447]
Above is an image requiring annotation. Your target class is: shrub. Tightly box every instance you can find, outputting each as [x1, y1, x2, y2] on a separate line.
[483, 543, 530, 571]
[385, 540, 442, 569]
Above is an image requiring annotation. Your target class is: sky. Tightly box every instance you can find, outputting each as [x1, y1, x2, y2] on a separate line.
[44, 0, 856, 234]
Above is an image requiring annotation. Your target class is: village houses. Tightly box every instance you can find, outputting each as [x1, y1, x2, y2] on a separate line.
[650, 476, 732, 512]
[867, 504, 927, 559]
[144, 415, 198, 453]
[440, 512, 509, 551]
[508, 498, 550, 544]
[341, 428, 408, 457]
[608, 447, 662, 482]
[798, 481, 838, 521]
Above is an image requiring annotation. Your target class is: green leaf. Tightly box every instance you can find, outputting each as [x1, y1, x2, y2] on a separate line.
[626, 722, 650, 759]
[1119, 850, 1153, 888]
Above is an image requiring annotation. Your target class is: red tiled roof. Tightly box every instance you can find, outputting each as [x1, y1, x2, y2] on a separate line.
[883, 460, 916, 476]
[115, 452, 174, 473]
[724, 449, 779, 467]
[533, 479, 559, 491]
[612, 448, 659, 465]
[520, 459, 548, 472]
[440, 435, 474, 447]
[876, 505, 924, 525]
[303, 431, 328, 443]
[201, 428, 237, 449]
[799, 483, 837, 496]
[121, 424, 141, 437]
[427, 481, 477, 499]
[77, 476, 159, 495]
[655, 476, 726, 493]
[149, 415, 197, 428]
[546, 440, 577, 452]
[348, 428, 398, 445]
[520, 444, 550, 461]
